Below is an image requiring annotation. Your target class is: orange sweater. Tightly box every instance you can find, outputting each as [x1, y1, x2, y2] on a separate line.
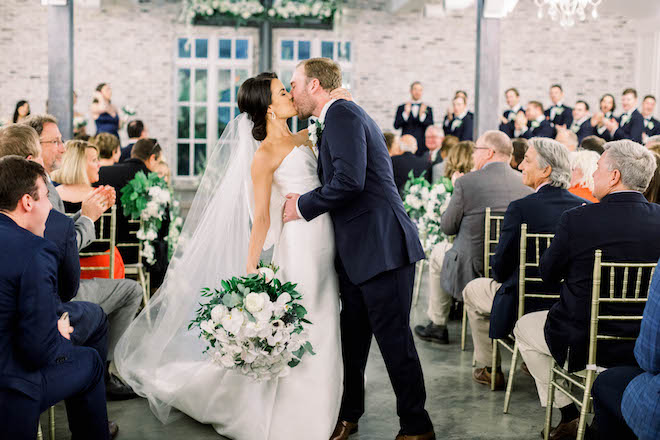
[569, 185, 598, 203]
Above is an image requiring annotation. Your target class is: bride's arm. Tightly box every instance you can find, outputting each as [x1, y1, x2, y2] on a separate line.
[246, 149, 276, 274]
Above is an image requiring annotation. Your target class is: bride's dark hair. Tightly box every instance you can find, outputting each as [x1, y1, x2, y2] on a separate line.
[238, 72, 278, 141]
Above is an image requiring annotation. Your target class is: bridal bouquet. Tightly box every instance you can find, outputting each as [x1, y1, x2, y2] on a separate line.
[190, 264, 315, 381]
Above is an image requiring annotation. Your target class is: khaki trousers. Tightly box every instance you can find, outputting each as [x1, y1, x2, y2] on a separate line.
[463, 278, 502, 367]
[513, 311, 572, 408]
[427, 241, 453, 326]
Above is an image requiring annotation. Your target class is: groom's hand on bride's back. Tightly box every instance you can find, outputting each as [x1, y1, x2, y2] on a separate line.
[283, 193, 302, 224]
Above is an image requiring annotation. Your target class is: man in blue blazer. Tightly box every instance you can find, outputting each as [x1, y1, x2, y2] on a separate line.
[591, 257, 660, 440]
[545, 84, 573, 129]
[285, 58, 433, 440]
[394, 81, 434, 157]
[462, 138, 588, 389]
[570, 101, 596, 144]
[604, 89, 645, 143]
[513, 140, 660, 439]
[641, 95, 660, 139]
[443, 95, 474, 141]
[0, 157, 109, 439]
[499, 87, 524, 138]
[516, 102, 555, 139]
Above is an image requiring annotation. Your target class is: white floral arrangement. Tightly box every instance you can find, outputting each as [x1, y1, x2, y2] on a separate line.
[190, 264, 315, 381]
[121, 105, 136, 117]
[167, 194, 184, 261]
[182, 0, 337, 24]
[416, 183, 452, 253]
[403, 171, 431, 221]
[73, 115, 87, 131]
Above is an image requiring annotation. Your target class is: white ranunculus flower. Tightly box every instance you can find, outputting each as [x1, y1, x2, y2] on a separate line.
[221, 308, 245, 335]
[244, 292, 266, 314]
[257, 267, 275, 282]
[211, 304, 227, 324]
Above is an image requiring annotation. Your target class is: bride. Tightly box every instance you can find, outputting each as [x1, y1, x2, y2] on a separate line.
[114, 73, 351, 439]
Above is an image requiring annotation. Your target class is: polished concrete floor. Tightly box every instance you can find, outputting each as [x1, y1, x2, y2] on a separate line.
[44, 268, 563, 440]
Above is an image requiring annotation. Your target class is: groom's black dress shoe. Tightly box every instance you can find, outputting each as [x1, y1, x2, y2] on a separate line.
[106, 374, 138, 401]
[330, 420, 358, 440]
[395, 431, 436, 440]
[413, 323, 449, 344]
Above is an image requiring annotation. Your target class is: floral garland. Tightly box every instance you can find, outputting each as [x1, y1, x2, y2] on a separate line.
[182, 0, 338, 25]
[167, 191, 184, 261]
[120, 171, 179, 266]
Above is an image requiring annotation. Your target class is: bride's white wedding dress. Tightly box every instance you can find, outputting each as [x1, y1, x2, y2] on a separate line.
[115, 131, 342, 440]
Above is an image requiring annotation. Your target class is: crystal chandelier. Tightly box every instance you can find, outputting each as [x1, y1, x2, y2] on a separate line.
[535, 0, 602, 27]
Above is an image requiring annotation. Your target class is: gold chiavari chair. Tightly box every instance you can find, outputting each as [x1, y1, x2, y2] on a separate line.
[116, 218, 151, 307]
[36, 406, 55, 440]
[461, 207, 504, 353]
[494, 224, 558, 409]
[543, 250, 656, 440]
[77, 206, 117, 279]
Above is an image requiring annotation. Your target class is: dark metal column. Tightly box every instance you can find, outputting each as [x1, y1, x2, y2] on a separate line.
[259, 0, 273, 72]
[474, 0, 501, 137]
[47, 0, 74, 139]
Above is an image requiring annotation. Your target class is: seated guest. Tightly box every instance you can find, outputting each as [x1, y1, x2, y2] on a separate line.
[513, 140, 660, 438]
[51, 140, 125, 279]
[604, 88, 644, 143]
[510, 138, 528, 170]
[570, 101, 595, 144]
[545, 84, 573, 129]
[499, 88, 524, 138]
[442, 140, 474, 182]
[643, 152, 660, 204]
[384, 132, 400, 156]
[391, 134, 431, 195]
[394, 82, 434, 156]
[592, 93, 617, 141]
[443, 95, 473, 141]
[515, 101, 555, 139]
[463, 138, 587, 389]
[95, 132, 121, 167]
[155, 160, 172, 186]
[0, 156, 111, 439]
[579, 135, 606, 155]
[555, 128, 579, 152]
[641, 95, 660, 142]
[414, 131, 532, 344]
[591, 257, 660, 440]
[119, 119, 148, 163]
[424, 125, 444, 166]
[432, 135, 459, 182]
[568, 150, 600, 203]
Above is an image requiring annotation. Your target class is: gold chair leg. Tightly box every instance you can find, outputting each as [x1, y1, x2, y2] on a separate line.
[576, 371, 594, 440]
[491, 339, 498, 391]
[544, 364, 556, 440]
[503, 341, 519, 413]
[48, 405, 55, 440]
[460, 305, 468, 351]
[37, 422, 43, 440]
[412, 261, 424, 307]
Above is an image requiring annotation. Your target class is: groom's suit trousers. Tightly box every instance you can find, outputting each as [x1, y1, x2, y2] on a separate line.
[336, 260, 433, 435]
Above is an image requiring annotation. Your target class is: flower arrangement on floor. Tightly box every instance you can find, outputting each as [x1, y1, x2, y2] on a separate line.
[181, 0, 339, 25]
[402, 171, 454, 253]
[167, 194, 184, 261]
[190, 263, 315, 381]
[120, 171, 175, 265]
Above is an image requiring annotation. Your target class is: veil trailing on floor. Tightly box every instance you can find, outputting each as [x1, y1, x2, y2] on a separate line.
[114, 113, 261, 422]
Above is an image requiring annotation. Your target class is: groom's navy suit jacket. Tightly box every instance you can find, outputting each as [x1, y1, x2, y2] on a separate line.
[298, 100, 425, 285]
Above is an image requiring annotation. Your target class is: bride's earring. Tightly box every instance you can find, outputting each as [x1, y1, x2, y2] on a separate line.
[270, 112, 276, 120]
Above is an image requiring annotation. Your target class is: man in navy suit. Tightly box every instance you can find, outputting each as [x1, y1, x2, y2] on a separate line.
[641, 95, 660, 141]
[604, 89, 645, 143]
[284, 58, 434, 440]
[462, 138, 588, 389]
[119, 119, 148, 163]
[443, 95, 474, 141]
[499, 88, 524, 138]
[570, 100, 595, 144]
[545, 84, 573, 129]
[513, 140, 660, 439]
[516, 102, 555, 139]
[394, 82, 434, 157]
[0, 156, 109, 440]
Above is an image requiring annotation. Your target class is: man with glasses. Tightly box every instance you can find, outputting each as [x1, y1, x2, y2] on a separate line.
[415, 131, 532, 344]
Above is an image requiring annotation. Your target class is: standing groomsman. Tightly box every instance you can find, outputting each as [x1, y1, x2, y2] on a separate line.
[499, 88, 524, 138]
[443, 95, 473, 141]
[642, 95, 660, 142]
[545, 84, 573, 130]
[515, 101, 555, 139]
[605, 88, 644, 143]
[394, 81, 434, 157]
[570, 101, 595, 144]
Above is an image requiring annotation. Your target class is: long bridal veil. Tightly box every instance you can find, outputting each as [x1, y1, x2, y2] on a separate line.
[114, 113, 261, 422]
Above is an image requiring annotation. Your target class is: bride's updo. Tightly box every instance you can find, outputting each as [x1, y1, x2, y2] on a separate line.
[238, 72, 278, 141]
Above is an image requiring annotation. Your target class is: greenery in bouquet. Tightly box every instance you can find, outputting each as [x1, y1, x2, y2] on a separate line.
[402, 170, 431, 220]
[190, 263, 315, 381]
[120, 171, 171, 265]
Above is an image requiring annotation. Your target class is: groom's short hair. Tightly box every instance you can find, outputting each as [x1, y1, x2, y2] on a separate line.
[298, 58, 342, 91]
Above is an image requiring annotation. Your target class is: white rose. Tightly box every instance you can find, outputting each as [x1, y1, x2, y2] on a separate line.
[136, 228, 146, 240]
[145, 228, 158, 241]
[257, 267, 275, 282]
[244, 292, 266, 314]
[211, 305, 227, 324]
[241, 11, 251, 19]
[253, 297, 274, 323]
[268, 8, 276, 16]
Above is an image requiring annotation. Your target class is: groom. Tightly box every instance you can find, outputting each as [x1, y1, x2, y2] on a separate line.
[283, 58, 435, 440]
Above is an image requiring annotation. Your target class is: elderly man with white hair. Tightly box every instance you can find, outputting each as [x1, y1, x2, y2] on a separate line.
[391, 134, 431, 195]
[415, 131, 532, 344]
[568, 150, 600, 202]
[514, 140, 660, 439]
[462, 138, 588, 389]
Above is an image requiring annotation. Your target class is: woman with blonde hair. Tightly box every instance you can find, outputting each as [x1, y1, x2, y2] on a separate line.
[568, 150, 600, 203]
[444, 140, 475, 182]
[52, 140, 125, 279]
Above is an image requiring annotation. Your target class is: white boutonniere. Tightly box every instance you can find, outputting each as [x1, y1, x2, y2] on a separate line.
[451, 119, 463, 131]
[648, 121, 655, 130]
[531, 120, 540, 129]
[621, 114, 631, 126]
[309, 119, 324, 147]
[571, 123, 580, 133]
[555, 106, 564, 115]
